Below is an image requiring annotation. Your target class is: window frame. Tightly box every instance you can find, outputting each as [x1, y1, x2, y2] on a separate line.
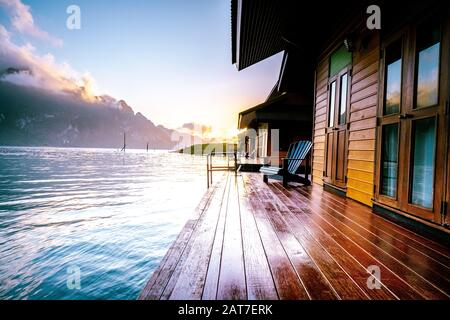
[375, 10, 447, 223]
[375, 31, 407, 208]
[412, 18, 443, 111]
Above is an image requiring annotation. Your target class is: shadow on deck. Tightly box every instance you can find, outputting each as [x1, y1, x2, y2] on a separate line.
[139, 172, 450, 300]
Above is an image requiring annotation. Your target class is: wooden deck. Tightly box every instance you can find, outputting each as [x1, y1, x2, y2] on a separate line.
[139, 172, 450, 300]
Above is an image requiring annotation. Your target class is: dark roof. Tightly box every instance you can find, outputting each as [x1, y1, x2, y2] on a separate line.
[231, 0, 284, 70]
[231, 0, 373, 70]
[238, 92, 312, 129]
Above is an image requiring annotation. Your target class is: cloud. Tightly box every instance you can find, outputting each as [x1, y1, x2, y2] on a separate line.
[177, 122, 213, 138]
[0, 0, 63, 46]
[0, 23, 97, 101]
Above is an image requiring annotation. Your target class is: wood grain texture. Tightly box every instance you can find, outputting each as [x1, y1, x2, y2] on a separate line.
[244, 175, 310, 300]
[312, 58, 329, 187]
[202, 175, 231, 299]
[139, 175, 222, 300]
[140, 173, 450, 300]
[237, 177, 278, 300]
[345, 37, 380, 207]
[167, 174, 229, 300]
[216, 176, 247, 300]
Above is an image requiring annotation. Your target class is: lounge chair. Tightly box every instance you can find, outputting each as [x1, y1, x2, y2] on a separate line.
[260, 140, 312, 187]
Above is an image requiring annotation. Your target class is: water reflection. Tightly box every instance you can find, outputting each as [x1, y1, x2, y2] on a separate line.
[0, 147, 207, 299]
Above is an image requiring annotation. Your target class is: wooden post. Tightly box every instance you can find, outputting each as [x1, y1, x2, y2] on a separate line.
[234, 152, 237, 176]
[207, 155, 210, 189]
[305, 153, 311, 184]
[210, 155, 213, 186]
[283, 158, 289, 188]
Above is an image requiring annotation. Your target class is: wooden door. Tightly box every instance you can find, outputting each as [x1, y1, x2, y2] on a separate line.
[376, 13, 449, 224]
[325, 68, 350, 189]
[375, 35, 403, 209]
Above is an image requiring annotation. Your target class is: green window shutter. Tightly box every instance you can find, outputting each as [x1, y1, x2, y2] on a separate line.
[329, 45, 352, 77]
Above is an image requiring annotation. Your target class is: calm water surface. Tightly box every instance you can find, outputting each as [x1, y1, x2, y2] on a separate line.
[0, 147, 209, 299]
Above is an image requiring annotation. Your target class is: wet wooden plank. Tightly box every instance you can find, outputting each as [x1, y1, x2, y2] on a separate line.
[236, 176, 278, 300]
[271, 183, 423, 299]
[306, 187, 450, 278]
[294, 187, 450, 295]
[268, 182, 396, 300]
[202, 175, 231, 299]
[247, 175, 371, 300]
[216, 176, 247, 300]
[309, 187, 450, 266]
[247, 175, 338, 300]
[166, 174, 229, 300]
[290, 186, 449, 299]
[138, 175, 221, 300]
[140, 172, 450, 300]
[244, 176, 310, 300]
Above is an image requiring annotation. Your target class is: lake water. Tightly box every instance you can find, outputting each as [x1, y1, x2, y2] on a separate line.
[0, 147, 209, 300]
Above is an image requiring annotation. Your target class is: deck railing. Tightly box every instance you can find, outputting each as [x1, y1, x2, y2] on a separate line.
[206, 152, 238, 188]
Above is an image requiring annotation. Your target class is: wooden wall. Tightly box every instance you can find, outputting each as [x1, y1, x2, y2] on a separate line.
[346, 32, 379, 206]
[311, 60, 329, 186]
[311, 31, 380, 207]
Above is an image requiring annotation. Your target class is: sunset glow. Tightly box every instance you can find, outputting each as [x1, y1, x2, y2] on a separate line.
[0, 0, 282, 137]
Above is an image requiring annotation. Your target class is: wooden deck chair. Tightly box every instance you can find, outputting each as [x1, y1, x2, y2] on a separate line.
[260, 140, 312, 187]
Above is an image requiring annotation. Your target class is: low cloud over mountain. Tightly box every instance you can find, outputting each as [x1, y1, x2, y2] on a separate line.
[0, 15, 195, 150]
[0, 80, 186, 149]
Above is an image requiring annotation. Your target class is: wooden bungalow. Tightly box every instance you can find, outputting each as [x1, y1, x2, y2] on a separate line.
[237, 52, 313, 164]
[233, 0, 450, 237]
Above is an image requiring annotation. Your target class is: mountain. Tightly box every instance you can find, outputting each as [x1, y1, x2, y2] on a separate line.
[0, 81, 189, 149]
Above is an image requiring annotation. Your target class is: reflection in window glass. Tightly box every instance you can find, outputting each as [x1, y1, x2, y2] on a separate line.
[384, 40, 402, 115]
[411, 117, 436, 208]
[339, 74, 348, 125]
[381, 124, 398, 198]
[416, 21, 440, 108]
[328, 81, 336, 127]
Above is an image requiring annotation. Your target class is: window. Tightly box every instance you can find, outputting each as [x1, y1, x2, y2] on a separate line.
[415, 21, 441, 109]
[384, 40, 402, 115]
[380, 124, 399, 198]
[376, 14, 444, 222]
[328, 81, 336, 127]
[338, 73, 348, 124]
[410, 117, 436, 208]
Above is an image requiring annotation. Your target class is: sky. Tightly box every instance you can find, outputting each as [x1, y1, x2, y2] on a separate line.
[0, 0, 283, 137]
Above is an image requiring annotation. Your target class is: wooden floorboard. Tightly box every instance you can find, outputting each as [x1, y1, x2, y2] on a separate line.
[237, 176, 278, 300]
[247, 175, 339, 300]
[296, 187, 450, 287]
[268, 182, 395, 300]
[304, 187, 450, 275]
[216, 176, 247, 300]
[139, 172, 450, 300]
[138, 174, 221, 300]
[164, 174, 229, 300]
[244, 175, 310, 300]
[271, 183, 425, 300]
[308, 187, 450, 266]
[290, 185, 449, 299]
[202, 174, 231, 299]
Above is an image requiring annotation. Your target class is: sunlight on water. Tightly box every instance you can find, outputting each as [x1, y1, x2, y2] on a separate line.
[0, 147, 209, 300]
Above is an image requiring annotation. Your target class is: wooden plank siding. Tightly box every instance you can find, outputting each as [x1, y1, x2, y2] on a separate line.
[311, 30, 380, 207]
[311, 60, 329, 186]
[346, 32, 380, 206]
